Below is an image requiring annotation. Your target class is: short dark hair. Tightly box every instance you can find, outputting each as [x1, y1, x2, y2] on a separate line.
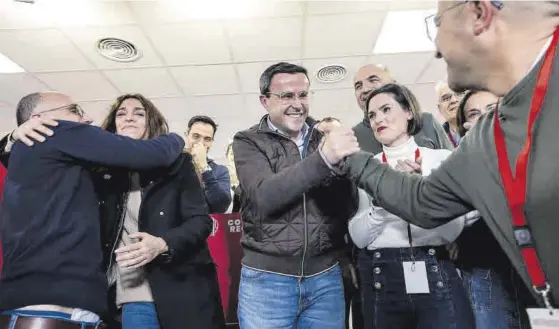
[456, 90, 478, 137]
[365, 83, 423, 136]
[319, 116, 340, 124]
[102, 94, 169, 139]
[187, 115, 218, 136]
[16, 92, 42, 126]
[259, 62, 309, 95]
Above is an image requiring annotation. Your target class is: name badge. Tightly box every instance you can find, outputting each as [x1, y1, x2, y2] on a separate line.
[527, 308, 559, 329]
[403, 261, 430, 294]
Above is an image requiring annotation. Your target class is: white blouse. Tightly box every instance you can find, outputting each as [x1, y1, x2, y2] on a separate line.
[348, 137, 479, 250]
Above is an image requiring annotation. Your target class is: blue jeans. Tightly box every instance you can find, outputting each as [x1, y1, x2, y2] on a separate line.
[121, 302, 161, 329]
[358, 247, 475, 329]
[237, 264, 345, 329]
[0, 310, 101, 329]
[462, 268, 531, 329]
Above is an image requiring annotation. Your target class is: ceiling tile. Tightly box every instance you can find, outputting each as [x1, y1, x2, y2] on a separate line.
[226, 17, 302, 62]
[130, 1, 302, 24]
[189, 94, 246, 121]
[62, 26, 164, 70]
[170, 65, 239, 96]
[369, 52, 434, 84]
[146, 22, 231, 65]
[36, 71, 119, 102]
[244, 93, 269, 123]
[304, 12, 385, 58]
[237, 60, 302, 93]
[0, 1, 54, 29]
[406, 82, 442, 121]
[149, 97, 191, 125]
[53, 1, 136, 28]
[388, 0, 437, 11]
[104, 68, 182, 98]
[0, 29, 94, 73]
[0, 74, 50, 106]
[303, 56, 368, 90]
[79, 100, 114, 126]
[306, 1, 389, 15]
[308, 89, 355, 121]
[416, 57, 447, 84]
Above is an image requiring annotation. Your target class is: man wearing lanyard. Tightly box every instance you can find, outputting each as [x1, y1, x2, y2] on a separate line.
[332, 1, 559, 326]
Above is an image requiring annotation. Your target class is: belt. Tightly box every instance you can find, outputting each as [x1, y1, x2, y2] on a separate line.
[0, 314, 106, 329]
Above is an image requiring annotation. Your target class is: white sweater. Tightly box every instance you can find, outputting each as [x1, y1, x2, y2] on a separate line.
[348, 137, 479, 250]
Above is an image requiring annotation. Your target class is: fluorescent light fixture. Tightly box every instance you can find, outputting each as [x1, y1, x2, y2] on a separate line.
[373, 9, 437, 54]
[0, 52, 25, 73]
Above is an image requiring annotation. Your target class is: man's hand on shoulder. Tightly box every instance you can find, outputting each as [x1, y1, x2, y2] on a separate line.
[321, 127, 360, 165]
[12, 117, 58, 146]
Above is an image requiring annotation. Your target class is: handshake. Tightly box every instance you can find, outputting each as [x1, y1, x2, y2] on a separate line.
[320, 127, 361, 166]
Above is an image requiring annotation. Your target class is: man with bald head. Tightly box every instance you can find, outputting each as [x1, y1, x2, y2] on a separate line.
[0, 92, 185, 328]
[352, 64, 453, 153]
[341, 0, 559, 315]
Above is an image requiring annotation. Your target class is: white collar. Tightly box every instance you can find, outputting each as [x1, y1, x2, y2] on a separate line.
[381, 136, 418, 162]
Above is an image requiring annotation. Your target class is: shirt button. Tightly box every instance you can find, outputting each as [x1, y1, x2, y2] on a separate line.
[428, 248, 436, 256]
[374, 252, 381, 259]
[437, 281, 444, 288]
[103, 174, 111, 180]
[374, 267, 381, 274]
[374, 282, 382, 290]
[159, 211, 164, 216]
[431, 266, 438, 272]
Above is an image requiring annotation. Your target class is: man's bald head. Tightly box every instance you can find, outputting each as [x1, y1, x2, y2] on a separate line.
[15, 91, 90, 126]
[353, 64, 395, 112]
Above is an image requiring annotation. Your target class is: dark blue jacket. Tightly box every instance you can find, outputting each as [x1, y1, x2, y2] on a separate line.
[0, 121, 184, 315]
[202, 159, 231, 213]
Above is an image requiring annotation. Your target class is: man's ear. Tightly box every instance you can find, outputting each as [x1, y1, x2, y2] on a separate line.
[259, 95, 269, 111]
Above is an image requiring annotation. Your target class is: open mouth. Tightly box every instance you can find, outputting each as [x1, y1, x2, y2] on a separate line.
[285, 112, 304, 118]
[377, 126, 387, 133]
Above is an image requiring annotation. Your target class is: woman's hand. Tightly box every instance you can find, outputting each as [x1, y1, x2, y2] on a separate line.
[115, 232, 168, 270]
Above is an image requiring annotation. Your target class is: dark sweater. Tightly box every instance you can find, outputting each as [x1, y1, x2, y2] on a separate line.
[203, 159, 232, 213]
[0, 121, 184, 315]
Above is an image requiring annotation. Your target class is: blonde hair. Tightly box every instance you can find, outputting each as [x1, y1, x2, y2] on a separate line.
[225, 140, 239, 187]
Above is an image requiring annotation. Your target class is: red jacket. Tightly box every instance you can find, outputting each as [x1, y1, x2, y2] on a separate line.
[0, 164, 6, 272]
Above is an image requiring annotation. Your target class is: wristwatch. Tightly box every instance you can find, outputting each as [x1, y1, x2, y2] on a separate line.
[160, 247, 174, 264]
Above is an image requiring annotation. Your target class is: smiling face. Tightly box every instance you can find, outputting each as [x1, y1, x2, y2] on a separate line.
[114, 97, 147, 140]
[437, 85, 465, 125]
[368, 92, 413, 147]
[260, 72, 310, 139]
[354, 64, 394, 112]
[463, 91, 498, 127]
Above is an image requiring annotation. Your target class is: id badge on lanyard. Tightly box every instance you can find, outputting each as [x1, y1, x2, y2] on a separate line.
[493, 26, 559, 324]
[382, 149, 429, 294]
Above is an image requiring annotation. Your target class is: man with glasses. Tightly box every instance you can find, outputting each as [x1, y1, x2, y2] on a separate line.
[435, 80, 464, 147]
[185, 115, 232, 214]
[337, 0, 559, 319]
[0, 92, 185, 329]
[232, 62, 359, 329]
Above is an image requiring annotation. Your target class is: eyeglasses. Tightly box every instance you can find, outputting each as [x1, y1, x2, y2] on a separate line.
[424, 1, 504, 42]
[440, 91, 466, 103]
[39, 103, 85, 118]
[266, 91, 314, 104]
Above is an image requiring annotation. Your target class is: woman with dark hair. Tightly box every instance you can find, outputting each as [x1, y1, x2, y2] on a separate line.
[95, 94, 225, 329]
[455, 91, 532, 329]
[348, 83, 476, 329]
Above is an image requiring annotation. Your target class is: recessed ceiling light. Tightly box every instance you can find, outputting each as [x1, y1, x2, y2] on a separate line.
[0, 52, 25, 73]
[373, 9, 436, 54]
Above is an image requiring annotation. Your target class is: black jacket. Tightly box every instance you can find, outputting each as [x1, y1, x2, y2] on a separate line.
[353, 112, 453, 153]
[232, 116, 358, 277]
[94, 153, 225, 329]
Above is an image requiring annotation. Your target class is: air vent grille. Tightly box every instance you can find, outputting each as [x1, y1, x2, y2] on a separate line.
[316, 64, 348, 83]
[96, 37, 142, 63]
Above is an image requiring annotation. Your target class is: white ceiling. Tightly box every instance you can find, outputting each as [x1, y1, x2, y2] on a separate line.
[0, 0, 448, 162]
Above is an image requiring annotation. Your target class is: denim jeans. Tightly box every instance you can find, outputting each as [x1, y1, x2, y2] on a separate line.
[1, 310, 102, 329]
[121, 302, 161, 329]
[358, 247, 475, 329]
[237, 264, 345, 329]
[462, 267, 531, 329]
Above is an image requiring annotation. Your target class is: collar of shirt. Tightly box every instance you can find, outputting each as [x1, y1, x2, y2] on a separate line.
[266, 116, 310, 151]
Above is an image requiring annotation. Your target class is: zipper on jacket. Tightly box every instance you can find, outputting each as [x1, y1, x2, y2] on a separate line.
[106, 191, 129, 276]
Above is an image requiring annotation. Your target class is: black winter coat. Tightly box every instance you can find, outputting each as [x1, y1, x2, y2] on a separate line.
[93, 153, 225, 329]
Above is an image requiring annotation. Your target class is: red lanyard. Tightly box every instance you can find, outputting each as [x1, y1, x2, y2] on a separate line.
[447, 131, 458, 148]
[493, 26, 559, 307]
[382, 148, 421, 252]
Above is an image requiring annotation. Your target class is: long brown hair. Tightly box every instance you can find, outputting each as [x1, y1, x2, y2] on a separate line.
[101, 93, 169, 139]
